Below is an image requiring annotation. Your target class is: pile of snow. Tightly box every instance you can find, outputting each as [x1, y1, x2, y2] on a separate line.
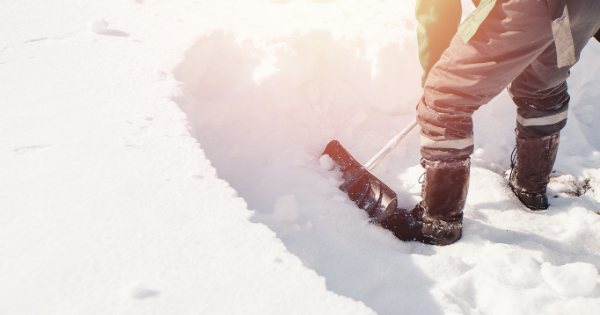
[87, 17, 109, 34]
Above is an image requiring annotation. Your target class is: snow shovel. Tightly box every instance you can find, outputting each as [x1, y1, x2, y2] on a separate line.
[322, 119, 418, 223]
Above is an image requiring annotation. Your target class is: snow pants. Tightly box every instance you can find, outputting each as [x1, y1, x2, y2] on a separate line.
[418, 0, 600, 161]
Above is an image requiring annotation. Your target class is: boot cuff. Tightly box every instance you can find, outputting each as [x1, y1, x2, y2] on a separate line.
[420, 157, 471, 169]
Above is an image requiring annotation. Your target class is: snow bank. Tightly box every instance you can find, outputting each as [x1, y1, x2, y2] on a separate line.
[0, 0, 376, 314]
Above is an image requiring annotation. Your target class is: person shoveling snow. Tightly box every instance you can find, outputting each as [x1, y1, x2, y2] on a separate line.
[324, 0, 600, 246]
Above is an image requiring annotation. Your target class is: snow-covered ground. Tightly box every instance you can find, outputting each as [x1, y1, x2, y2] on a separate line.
[2, 0, 599, 314]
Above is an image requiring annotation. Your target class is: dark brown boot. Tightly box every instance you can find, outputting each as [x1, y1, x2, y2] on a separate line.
[508, 132, 559, 210]
[381, 158, 470, 246]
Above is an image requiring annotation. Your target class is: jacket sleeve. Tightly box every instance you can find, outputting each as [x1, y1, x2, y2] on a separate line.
[416, 0, 463, 87]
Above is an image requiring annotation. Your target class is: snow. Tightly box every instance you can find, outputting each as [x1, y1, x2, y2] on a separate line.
[274, 195, 300, 222]
[319, 154, 336, 171]
[541, 262, 598, 297]
[87, 18, 109, 34]
[1, 0, 599, 314]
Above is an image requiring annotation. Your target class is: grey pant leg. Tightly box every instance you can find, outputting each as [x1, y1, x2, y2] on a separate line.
[417, 0, 600, 160]
[509, 47, 570, 139]
[509, 0, 600, 138]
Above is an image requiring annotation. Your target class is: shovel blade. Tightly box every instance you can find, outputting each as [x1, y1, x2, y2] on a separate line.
[322, 140, 397, 222]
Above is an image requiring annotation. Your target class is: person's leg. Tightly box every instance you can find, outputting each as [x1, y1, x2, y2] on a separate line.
[506, 44, 569, 210]
[509, 0, 600, 138]
[419, 0, 600, 160]
[506, 0, 600, 209]
[400, 0, 558, 245]
[384, 0, 600, 244]
[418, 0, 558, 161]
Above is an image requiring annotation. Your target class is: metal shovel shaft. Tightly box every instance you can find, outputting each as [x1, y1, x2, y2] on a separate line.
[364, 119, 418, 171]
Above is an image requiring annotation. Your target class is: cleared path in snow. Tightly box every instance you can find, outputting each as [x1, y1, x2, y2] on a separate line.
[174, 19, 600, 313]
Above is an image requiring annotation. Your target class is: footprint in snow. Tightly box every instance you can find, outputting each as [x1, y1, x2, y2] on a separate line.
[120, 283, 160, 300]
[88, 18, 129, 37]
[15, 145, 54, 155]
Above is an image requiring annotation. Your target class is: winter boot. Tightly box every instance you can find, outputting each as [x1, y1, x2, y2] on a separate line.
[508, 132, 560, 210]
[380, 158, 470, 246]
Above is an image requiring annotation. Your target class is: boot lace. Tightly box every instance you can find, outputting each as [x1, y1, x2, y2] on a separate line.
[509, 146, 517, 182]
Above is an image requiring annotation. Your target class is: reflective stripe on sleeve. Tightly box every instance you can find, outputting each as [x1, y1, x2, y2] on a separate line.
[420, 135, 474, 150]
[517, 110, 568, 127]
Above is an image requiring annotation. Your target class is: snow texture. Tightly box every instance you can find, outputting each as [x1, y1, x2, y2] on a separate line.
[541, 262, 598, 297]
[2, 0, 600, 314]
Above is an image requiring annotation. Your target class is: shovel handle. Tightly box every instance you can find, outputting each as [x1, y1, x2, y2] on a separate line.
[364, 119, 419, 171]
